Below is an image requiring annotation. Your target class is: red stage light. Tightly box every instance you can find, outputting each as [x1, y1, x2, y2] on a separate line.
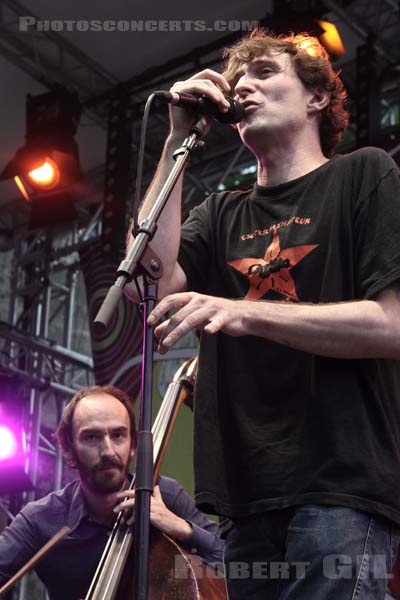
[317, 20, 346, 58]
[26, 158, 61, 190]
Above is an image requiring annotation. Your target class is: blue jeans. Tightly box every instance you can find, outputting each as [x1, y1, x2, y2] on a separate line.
[223, 505, 399, 600]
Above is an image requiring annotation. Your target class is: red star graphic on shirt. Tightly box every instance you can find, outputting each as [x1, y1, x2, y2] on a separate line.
[228, 230, 318, 301]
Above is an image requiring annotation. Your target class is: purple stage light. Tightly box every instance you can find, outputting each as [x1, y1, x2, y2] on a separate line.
[0, 379, 33, 492]
[0, 417, 32, 493]
[0, 424, 18, 461]
[0, 415, 26, 467]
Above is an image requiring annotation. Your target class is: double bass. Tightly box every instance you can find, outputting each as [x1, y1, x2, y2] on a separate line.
[0, 358, 227, 599]
[85, 356, 227, 600]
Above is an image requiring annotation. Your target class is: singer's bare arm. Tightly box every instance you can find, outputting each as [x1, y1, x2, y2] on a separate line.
[146, 285, 400, 360]
[125, 69, 231, 303]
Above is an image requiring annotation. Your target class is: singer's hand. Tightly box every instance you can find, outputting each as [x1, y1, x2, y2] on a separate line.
[147, 291, 248, 353]
[169, 69, 231, 135]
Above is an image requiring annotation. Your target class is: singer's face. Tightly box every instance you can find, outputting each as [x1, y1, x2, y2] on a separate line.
[71, 394, 133, 495]
[233, 52, 314, 148]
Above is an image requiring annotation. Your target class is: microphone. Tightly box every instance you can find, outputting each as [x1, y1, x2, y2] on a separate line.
[153, 90, 245, 124]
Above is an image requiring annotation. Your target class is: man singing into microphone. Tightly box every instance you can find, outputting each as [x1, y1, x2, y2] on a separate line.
[126, 30, 400, 599]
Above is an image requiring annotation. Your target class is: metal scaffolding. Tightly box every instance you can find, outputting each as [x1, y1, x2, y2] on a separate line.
[3, 222, 97, 477]
[0, 218, 100, 598]
[0, 1, 399, 597]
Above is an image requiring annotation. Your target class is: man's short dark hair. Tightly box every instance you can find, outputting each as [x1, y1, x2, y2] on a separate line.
[53, 385, 137, 469]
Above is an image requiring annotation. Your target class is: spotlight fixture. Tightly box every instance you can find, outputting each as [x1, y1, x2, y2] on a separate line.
[0, 85, 82, 226]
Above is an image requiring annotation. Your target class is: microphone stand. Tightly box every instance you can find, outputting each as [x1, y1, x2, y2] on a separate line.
[94, 117, 208, 600]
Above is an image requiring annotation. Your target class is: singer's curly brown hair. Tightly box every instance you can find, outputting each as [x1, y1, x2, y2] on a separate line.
[222, 30, 349, 158]
[53, 385, 137, 469]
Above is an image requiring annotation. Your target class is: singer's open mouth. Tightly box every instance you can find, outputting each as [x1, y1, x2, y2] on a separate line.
[243, 103, 258, 115]
[241, 100, 259, 111]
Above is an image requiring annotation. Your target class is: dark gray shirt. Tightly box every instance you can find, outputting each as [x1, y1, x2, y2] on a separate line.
[0, 475, 224, 599]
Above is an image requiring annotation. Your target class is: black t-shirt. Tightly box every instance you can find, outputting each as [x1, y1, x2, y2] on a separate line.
[178, 147, 400, 524]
